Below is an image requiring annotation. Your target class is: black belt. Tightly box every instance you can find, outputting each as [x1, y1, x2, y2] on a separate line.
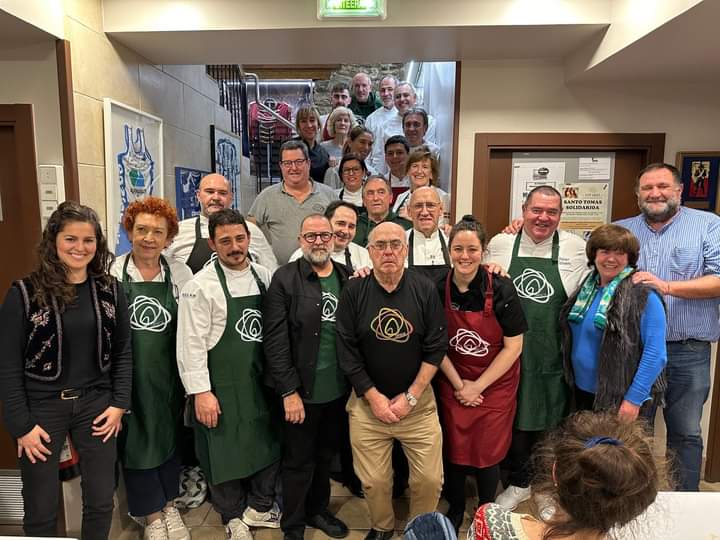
[666, 339, 708, 344]
[59, 385, 103, 400]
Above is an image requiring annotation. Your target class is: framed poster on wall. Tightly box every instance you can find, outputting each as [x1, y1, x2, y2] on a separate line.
[676, 151, 720, 213]
[211, 125, 241, 210]
[103, 98, 163, 255]
[175, 167, 209, 220]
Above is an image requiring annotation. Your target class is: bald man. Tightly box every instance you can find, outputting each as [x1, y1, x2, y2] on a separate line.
[337, 222, 447, 540]
[166, 174, 277, 273]
[349, 72, 382, 122]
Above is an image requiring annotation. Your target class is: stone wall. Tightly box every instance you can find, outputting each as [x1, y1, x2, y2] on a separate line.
[314, 63, 405, 114]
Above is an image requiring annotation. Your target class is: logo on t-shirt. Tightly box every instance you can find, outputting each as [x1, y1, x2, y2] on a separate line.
[129, 295, 172, 332]
[235, 308, 263, 342]
[321, 291, 338, 322]
[513, 268, 555, 304]
[449, 329, 490, 357]
[370, 307, 414, 343]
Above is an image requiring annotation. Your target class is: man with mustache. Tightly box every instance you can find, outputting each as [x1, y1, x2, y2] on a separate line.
[166, 173, 277, 274]
[288, 201, 372, 271]
[263, 214, 352, 540]
[336, 222, 447, 540]
[616, 163, 720, 491]
[484, 186, 587, 511]
[177, 209, 281, 540]
[354, 176, 412, 247]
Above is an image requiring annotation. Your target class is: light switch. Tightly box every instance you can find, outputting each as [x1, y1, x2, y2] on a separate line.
[40, 184, 58, 201]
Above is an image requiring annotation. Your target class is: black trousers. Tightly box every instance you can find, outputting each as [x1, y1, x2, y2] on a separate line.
[209, 460, 279, 524]
[280, 396, 345, 537]
[123, 453, 181, 517]
[20, 388, 116, 540]
[445, 462, 500, 512]
[503, 428, 545, 488]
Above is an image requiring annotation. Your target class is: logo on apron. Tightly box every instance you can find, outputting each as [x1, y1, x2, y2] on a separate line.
[449, 329, 490, 357]
[321, 292, 338, 322]
[235, 308, 263, 342]
[513, 268, 555, 304]
[129, 295, 172, 332]
[370, 307, 414, 343]
[203, 252, 219, 269]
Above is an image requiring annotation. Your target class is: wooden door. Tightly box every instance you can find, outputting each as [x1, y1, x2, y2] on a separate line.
[0, 104, 42, 469]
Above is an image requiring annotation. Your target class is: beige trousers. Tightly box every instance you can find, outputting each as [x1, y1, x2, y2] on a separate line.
[347, 388, 443, 532]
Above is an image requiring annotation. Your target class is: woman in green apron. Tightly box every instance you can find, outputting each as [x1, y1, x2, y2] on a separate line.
[111, 197, 193, 540]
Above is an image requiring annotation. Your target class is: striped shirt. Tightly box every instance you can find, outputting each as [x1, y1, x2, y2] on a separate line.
[615, 207, 720, 342]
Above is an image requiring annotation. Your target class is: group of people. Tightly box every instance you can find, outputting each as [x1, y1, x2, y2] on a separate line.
[0, 80, 719, 540]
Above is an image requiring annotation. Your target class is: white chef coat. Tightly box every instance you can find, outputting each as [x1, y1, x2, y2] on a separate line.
[110, 253, 193, 301]
[404, 228, 450, 268]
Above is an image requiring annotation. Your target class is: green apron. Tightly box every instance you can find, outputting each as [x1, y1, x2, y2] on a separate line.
[508, 231, 569, 431]
[120, 255, 183, 469]
[194, 261, 280, 485]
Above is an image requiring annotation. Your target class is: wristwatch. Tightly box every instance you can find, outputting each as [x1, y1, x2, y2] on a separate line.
[405, 391, 418, 408]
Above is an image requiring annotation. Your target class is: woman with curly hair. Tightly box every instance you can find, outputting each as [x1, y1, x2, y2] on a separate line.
[470, 410, 661, 539]
[0, 201, 132, 539]
[110, 196, 193, 540]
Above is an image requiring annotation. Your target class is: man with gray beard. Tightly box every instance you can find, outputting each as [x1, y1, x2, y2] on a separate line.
[263, 214, 352, 540]
[616, 162, 720, 492]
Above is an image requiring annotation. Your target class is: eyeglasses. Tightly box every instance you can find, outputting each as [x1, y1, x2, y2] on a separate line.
[301, 232, 333, 243]
[280, 158, 308, 168]
[411, 202, 439, 211]
[369, 240, 404, 252]
[342, 166, 364, 175]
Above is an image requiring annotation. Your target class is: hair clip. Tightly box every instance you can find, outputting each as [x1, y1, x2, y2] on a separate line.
[584, 436, 623, 449]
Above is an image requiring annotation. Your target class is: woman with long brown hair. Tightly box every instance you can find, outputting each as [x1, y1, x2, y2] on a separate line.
[0, 201, 132, 539]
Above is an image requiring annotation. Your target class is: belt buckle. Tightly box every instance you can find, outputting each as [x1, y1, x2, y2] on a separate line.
[60, 389, 80, 400]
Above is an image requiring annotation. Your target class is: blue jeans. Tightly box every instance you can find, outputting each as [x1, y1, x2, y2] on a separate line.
[663, 340, 711, 491]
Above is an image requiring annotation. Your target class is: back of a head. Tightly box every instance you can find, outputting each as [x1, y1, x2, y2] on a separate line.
[532, 411, 660, 538]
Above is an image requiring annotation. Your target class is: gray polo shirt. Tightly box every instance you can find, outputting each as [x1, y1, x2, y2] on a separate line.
[248, 181, 338, 264]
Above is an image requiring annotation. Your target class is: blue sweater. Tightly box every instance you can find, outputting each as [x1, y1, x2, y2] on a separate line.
[569, 287, 667, 405]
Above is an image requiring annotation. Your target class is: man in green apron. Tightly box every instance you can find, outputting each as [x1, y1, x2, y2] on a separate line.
[484, 186, 588, 510]
[177, 209, 281, 540]
[263, 214, 352, 540]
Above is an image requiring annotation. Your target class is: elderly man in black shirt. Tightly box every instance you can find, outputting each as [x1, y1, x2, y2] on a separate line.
[337, 222, 447, 540]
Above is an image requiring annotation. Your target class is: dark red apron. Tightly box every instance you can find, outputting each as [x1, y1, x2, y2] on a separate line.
[438, 268, 520, 468]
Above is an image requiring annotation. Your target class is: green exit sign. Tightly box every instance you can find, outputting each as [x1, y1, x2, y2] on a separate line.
[318, 0, 386, 19]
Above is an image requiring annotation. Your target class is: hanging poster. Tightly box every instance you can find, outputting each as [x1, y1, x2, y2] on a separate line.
[211, 125, 241, 210]
[510, 162, 566, 219]
[175, 167, 209, 220]
[104, 99, 163, 255]
[676, 151, 720, 212]
[559, 182, 609, 239]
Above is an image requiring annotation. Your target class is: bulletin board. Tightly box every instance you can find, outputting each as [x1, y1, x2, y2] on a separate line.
[510, 152, 616, 239]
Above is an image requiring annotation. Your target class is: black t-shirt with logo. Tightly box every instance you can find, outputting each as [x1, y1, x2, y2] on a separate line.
[336, 268, 448, 398]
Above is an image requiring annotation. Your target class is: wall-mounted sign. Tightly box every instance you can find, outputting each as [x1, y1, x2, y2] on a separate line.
[318, 0, 386, 19]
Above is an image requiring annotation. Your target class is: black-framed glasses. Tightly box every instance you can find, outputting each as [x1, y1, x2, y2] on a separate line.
[342, 166, 364, 175]
[301, 232, 333, 243]
[280, 158, 308, 168]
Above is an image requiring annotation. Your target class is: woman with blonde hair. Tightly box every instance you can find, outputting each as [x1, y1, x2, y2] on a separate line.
[321, 106, 357, 166]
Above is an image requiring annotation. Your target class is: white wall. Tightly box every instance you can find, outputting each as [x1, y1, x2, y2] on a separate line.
[456, 58, 720, 452]
[0, 39, 63, 167]
[0, 0, 64, 38]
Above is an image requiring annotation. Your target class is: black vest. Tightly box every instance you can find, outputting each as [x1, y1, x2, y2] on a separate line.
[15, 276, 118, 382]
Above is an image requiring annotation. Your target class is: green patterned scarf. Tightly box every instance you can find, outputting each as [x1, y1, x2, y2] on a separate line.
[568, 266, 634, 330]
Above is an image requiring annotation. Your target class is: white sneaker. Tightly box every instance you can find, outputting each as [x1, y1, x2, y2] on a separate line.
[495, 485, 532, 510]
[144, 519, 169, 540]
[226, 517, 253, 540]
[163, 506, 191, 540]
[242, 502, 281, 528]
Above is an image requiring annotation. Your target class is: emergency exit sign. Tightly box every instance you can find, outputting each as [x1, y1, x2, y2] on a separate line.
[318, 0, 386, 19]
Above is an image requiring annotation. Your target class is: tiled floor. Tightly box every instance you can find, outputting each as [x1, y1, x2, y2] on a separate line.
[106, 477, 720, 540]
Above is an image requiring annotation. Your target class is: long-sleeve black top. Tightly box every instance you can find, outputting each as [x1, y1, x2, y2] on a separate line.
[0, 279, 132, 439]
[336, 268, 448, 398]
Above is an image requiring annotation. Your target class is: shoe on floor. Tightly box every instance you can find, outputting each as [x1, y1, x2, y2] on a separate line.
[226, 517, 253, 540]
[144, 518, 169, 540]
[445, 506, 465, 534]
[242, 502, 281, 528]
[307, 509, 349, 538]
[495, 484, 531, 510]
[364, 528, 394, 540]
[163, 506, 190, 540]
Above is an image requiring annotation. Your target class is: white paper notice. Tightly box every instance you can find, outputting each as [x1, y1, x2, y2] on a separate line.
[510, 162, 566, 219]
[578, 157, 612, 180]
[559, 182, 610, 239]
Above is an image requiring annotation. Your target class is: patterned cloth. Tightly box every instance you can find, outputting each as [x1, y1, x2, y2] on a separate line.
[567, 266, 634, 330]
[469, 504, 531, 540]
